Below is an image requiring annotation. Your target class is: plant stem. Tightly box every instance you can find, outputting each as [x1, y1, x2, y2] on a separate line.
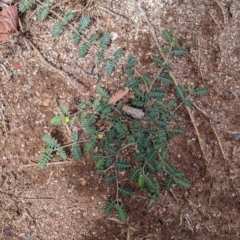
[52, 140, 88, 152]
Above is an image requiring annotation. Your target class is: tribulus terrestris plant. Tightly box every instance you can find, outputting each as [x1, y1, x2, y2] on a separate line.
[38, 33, 206, 222]
[19, 1, 208, 222]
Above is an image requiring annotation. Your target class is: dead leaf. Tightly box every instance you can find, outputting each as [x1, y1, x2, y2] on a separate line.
[122, 105, 145, 119]
[0, 5, 19, 42]
[80, 178, 87, 186]
[108, 88, 129, 105]
[12, 61, 21, 69]
[42, 98, 51, 107]
[102, 15, 110, 22]
[0, 158, 9, 165]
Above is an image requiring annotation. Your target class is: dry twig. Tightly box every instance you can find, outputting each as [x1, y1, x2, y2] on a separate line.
[18, 160, 76, 170]
[193, 103, 228, 162]
[212, 0, 228, 24]
[96, 5, 128, 23]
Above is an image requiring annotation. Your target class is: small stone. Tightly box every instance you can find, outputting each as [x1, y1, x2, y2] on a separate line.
[80, 178, 87, 186]
[234, 135, 240, 141]
[42, 98, 50, 107]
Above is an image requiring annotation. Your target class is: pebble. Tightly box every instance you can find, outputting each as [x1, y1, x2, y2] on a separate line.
[234, 135, 240, 141]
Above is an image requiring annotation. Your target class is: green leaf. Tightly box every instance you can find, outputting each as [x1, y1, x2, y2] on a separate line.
[142, 73, 152, 85]
[146, 160, 157, 173]
[78, 16, 91, 34]
[156, 160, 164, 171]
[51, 116, 64, 125]
[114, 122, 128, 138]
[125, 68, 134, 78]
[184, 99, 193, 107]
[135, 152, 146, 161]
[38, 152, 53, 168]
[138, 175, 145, 187]
[167, 127, 184, 137]
[113, 48, 124, 60]
[89, 33, 99, 43]
[71, 144, 82, 161]
[97, 50, 104, 62]
[38, 7, 49, 21]
[83, 114, 98, 127]
[161, 47, 170, 54]
[165, 177, 174, 190]
[78, 112, 85, 123]
[171, 47, 186, 56]
[172, 37, 178, 47]
[57, 148, 67, 160]
[79, 42, 90, 58]
[147, 149, 158, 162]
[164, 162, 177, 176]
[43, 135, 60, 149]
[104, 199, 115, 214]
[115, 160, 131, 170]
[146, 88, 165, 100]
[175, 85, 186, 101]
[91, 153, 104, 161]
[158, 75, 173, 84]
[78, 100, 91, 110]
[105, 146, 117, 156]
[64, 12, 74, 22]
[105, 60, 116, 75]
[97, 86, 109, 99]
[115, 203, 127, 222]
[99, 33, 111, 50]
[96, 159, 104, 169]
[130, 167, 142, 181]
[72, 131, 78, 143]
[144, 175, 159, 192]
[59, 105, 70, 116]
[162, 29, 173, 44]
[104, 173, 116, 183]
[127, 55, 137, 68]
[19, 0, 35, 13]
[167, 99, 177, 110]
[71, 33, 80, 45]
[119, 187, 133, 197]
[174, 178, 190, 189]
[126, 77, 141, 89]
[147, 107, 159, 119]
[131, 98, 144, 107]
[84, 137, 98, 152]
[153, 56, 164, 66]
[193, 87, 208, 97]
[52, 22, 64, 37]
[99, 105, 113, 115]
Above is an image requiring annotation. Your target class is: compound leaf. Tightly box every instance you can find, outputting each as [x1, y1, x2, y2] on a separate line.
[115, 160, 131, 170]
[104, 173, 116, 183]
[171, 47, 186, 56]
[119, 187, 133, 197]
[51, 116, 64, 125]
[174, 177, 190, 189]
[162, 29, 173, 44]
[97, 86, 109, 99]
[78, 15, 91, 34]
[84, 137, 98, 152]
[158, 75, 173, 84]
[115, 203, 127, 222]
[43, 135, 60, 149]
[104, 200, 115, 214]
[57, 148, 67, 160]
[71, 144, 82, 161]
[38, 7, 49, 21]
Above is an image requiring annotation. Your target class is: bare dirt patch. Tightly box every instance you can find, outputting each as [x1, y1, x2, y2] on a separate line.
[0, 0, 240, 239]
